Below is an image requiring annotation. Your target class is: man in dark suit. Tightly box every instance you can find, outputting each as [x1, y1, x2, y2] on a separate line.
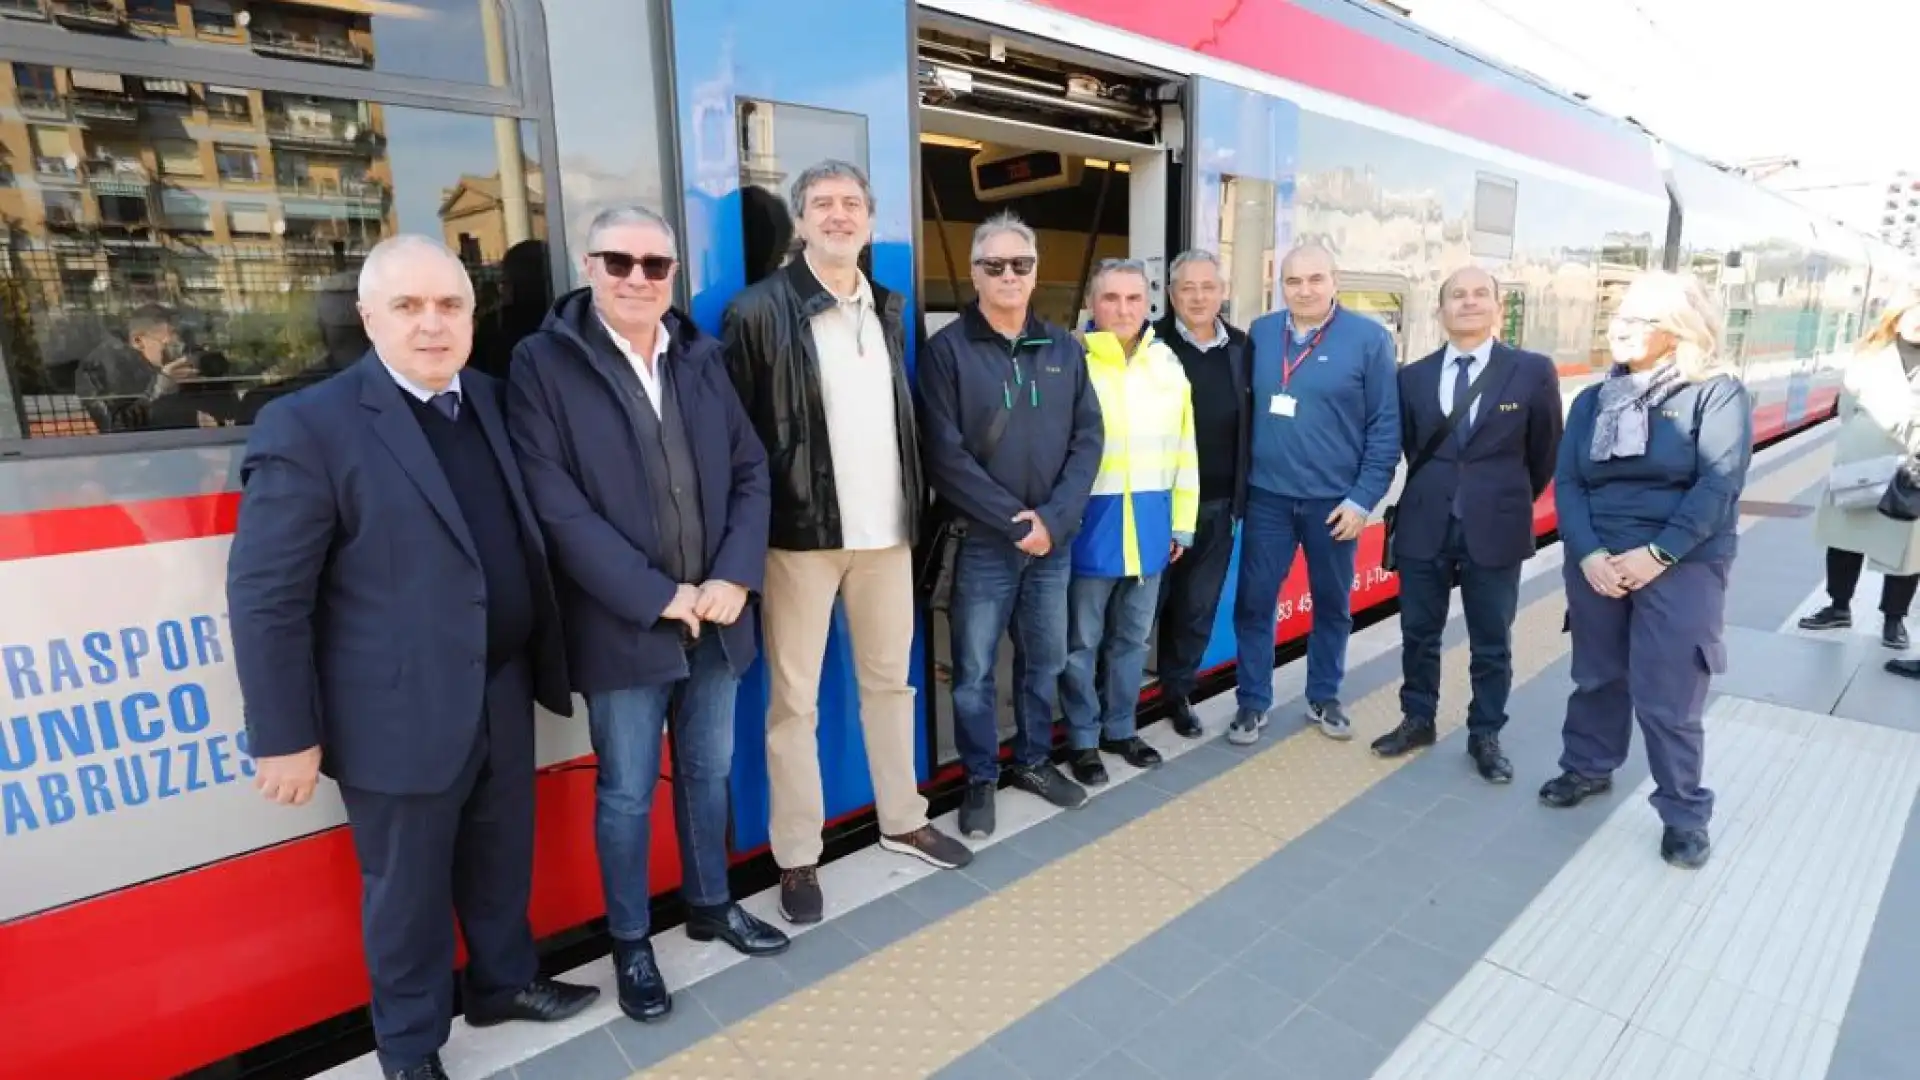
[226, 235, 597, 1080]
[507, 204, 789, 1026]
[1373, 267, 1564, 782]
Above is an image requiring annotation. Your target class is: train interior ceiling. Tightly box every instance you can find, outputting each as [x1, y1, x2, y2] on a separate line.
[913, 19, 1177, 332]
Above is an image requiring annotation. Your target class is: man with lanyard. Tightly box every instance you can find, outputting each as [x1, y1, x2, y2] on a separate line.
[1229, 243, 1399, 745]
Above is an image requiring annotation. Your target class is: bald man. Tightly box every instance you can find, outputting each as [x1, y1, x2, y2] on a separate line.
[1373, 267, 1562, 783]
[228, 235, 596, 1080]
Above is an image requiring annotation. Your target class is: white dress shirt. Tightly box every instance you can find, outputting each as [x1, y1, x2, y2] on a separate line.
[1441, 337, 1493, 426]
[599, 314, 671, 417]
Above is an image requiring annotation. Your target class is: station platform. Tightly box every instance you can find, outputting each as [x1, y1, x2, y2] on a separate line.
[319, 420, 1920, 1080]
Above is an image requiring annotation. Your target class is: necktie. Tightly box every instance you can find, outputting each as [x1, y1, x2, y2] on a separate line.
[1451, 355, 1473, 445]
[431, 390, 460, 421]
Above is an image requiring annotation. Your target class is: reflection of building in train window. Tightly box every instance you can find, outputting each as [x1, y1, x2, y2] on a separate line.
[0, 0, 550, 442]
[1500, 288, 1526, 349]
[1218, 175, 1278, 326]
[736, 99, 870, 286]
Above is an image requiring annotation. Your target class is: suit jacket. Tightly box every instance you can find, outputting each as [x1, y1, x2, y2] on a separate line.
[225, 351, 571, 797]
[506, 292, 772, 694]
[1394, 341, 1563, 567]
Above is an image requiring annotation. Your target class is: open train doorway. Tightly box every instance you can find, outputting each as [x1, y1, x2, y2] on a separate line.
[912, 13, 1188, 771]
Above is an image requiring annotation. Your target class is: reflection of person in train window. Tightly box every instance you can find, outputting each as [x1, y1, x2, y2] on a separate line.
[72, 303, 199, 433]
[740, 184, 795, 286]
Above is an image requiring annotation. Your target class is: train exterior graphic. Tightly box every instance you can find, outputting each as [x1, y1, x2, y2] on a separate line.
[0, 0, 1908, 1076]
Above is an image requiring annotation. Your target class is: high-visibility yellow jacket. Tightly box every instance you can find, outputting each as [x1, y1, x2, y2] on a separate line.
[1070, 324, 1200, 579]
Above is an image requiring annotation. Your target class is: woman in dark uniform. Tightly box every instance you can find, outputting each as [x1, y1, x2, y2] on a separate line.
[1540, 270, 1753, 869]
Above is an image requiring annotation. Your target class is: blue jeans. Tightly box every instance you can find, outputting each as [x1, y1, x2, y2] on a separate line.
[1062, 573, 1161, 750]
[950, 533, 1071, 782]
[1234, 489, 1357, 711]
[586, 635, 737, 942]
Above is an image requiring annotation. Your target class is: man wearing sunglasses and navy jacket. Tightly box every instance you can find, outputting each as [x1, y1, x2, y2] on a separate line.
[917, 211, 1105, 839]
[505, 204, 789, 1028]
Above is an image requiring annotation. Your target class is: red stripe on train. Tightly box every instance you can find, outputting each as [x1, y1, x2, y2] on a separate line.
[0, 492, 241, 562]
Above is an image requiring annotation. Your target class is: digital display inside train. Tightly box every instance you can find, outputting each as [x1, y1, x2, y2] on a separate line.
[978, 152, 1063, 190]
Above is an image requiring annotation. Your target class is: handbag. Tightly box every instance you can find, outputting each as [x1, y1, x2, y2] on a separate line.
[1830, 453, 1904, 513]
[915, 407, 1014, 611]
[1382, 360, 1498, 573]
[1878, 456, 1920, 522]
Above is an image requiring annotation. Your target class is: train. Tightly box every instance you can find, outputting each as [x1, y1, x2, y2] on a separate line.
[0, 0, 1909, 1077]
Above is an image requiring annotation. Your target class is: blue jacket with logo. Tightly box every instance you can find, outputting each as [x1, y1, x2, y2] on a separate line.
[917, 303, 1104, 546]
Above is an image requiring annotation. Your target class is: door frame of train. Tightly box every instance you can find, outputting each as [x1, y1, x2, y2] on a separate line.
[661, 0, 933, 853]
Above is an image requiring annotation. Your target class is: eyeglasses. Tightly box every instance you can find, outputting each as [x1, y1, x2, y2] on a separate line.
[591, 251, 677, 281]
[974, 256, 1037, 278]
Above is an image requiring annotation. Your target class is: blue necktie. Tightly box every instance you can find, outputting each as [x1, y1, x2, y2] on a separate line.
[431, 390, 460, 421]
[1451, 355, 1473, 445]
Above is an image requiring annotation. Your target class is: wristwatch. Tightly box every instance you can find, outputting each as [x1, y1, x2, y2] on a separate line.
[1646, 544, 1676, 567]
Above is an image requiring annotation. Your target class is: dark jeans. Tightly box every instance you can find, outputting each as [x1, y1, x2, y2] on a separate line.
[586, 634, 737, 943]
[1234, 489, 1357, 710]
[1398, 516, 1522, 735]
[1559, 557, 1727, 831]
[1156, 498, 1237, 702]
[1063, 572, 1161, 749]
[949, 532, 1071, 783]
[1827, 547, 1918, 617]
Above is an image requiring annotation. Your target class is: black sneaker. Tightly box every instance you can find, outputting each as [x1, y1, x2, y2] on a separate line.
[1169, 699, 1204, 738]
[880, 823, 975, 869]
[1884, 617, 1909, 650]
[778, 866, 823, 925]
[1538, 771, 1611, 808]
[1661, 826, 1711, 869]
[1799, 605, 1851, 630]
[1467, 733, 1513, 784]
[959, 781, 995, 839]
[1005, 762, 1088, 809]
[1070, 747, 1108, 786]
[1308, 700, 1352, 740]
[1370, 717, 1435, 758]
[1099, 736, 1163, 769]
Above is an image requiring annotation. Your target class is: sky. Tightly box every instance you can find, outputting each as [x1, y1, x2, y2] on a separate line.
[1404, 0, 1913, 178]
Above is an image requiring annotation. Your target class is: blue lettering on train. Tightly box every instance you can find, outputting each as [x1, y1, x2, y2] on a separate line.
[0, 614, 256, 837]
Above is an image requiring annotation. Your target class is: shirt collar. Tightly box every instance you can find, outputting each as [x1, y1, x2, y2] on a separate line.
[1286, 306, 1335, 344]
[804, 251, 872, 307]
[597, 312, 671, 368]
[381, 356, 459, 403]
[1445, 337, 1494, 366]
[1175, 316, 1228, 350]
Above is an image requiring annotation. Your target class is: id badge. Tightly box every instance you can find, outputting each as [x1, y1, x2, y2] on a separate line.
[1270, 393, 1298, 418]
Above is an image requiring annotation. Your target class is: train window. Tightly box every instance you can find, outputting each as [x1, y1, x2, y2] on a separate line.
[736, 99, 871, 286]
[1471, 172, 1517, 260]
[0, 63, 548, 440]
[1217, 174, 1277, 326]
[1338, 285, 1407, 361]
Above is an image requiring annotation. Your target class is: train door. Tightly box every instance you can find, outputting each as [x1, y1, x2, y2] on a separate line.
[663, 0, 924, 851]
[1184, 76, 1302, 673]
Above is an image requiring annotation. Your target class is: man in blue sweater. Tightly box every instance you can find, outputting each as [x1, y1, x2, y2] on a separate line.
[1230, 244, 1400, 745]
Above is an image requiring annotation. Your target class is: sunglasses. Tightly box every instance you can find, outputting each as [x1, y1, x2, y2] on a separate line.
[592, 251, 677, 281]
[974, 256, 1036, 278]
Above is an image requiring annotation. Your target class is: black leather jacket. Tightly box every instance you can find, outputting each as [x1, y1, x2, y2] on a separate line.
[721, 257, 926, 552]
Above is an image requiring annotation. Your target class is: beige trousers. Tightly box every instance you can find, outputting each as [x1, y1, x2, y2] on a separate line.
[761, 545, 928, 867]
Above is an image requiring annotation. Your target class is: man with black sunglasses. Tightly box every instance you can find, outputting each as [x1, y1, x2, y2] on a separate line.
[723, 160, 974, 927]
[918, 211, 1104, 838]
[506, 204, 789, 1027]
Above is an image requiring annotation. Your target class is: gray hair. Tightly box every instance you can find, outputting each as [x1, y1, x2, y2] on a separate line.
[585, 203, 676, 251]
[357, 234, 472, 304]
[1087, 257, 1150, 299]
[970, 210, 1037, 260]
[1278, 242, 1339, 279]
[789, 159, 875, 219]
[1169, 249, 1224, 286]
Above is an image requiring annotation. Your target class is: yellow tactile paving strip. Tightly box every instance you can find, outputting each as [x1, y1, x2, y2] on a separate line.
[634, 442, 1834, 1080]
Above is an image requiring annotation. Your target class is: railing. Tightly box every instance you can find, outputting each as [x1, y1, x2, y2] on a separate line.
[0, 0, 49, 20]
[15, 88, 69, 119]
[69, 92, 140, 124]
[34, 157, 78, 181]
[249, 27, 371, 67]
[277, 175, 384, 199]
[265, 116, 376, 151]
[50, 0, 122, 30]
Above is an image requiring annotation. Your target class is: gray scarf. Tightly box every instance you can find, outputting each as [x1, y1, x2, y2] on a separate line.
[1590, 361, 1685, 461]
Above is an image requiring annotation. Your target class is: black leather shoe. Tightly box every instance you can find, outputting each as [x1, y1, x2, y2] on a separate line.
[1370, 717, 1435, 758]
[385, 1054, 449, 1080]
[1885, 617, 1909, 650]
[959, 780, 996, 838]
[1070, 748, 1108, 786]
[1661, 826, 1711, 868]
[1538, 771, 1611, 808]
[1100, 736, 1163, 769]
[465, 977, 598, 1028]
[1169, 699, 1204, 738]
[611, 938, 671, 1023]
[1799, 605, 1851, 630]
[1888, 656, 1920, 679]
[686, 902, 790, 957]
[1468, 733, 1513, 784]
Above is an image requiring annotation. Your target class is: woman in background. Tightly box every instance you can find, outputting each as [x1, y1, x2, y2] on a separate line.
[1540, 271, 1753, 870]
